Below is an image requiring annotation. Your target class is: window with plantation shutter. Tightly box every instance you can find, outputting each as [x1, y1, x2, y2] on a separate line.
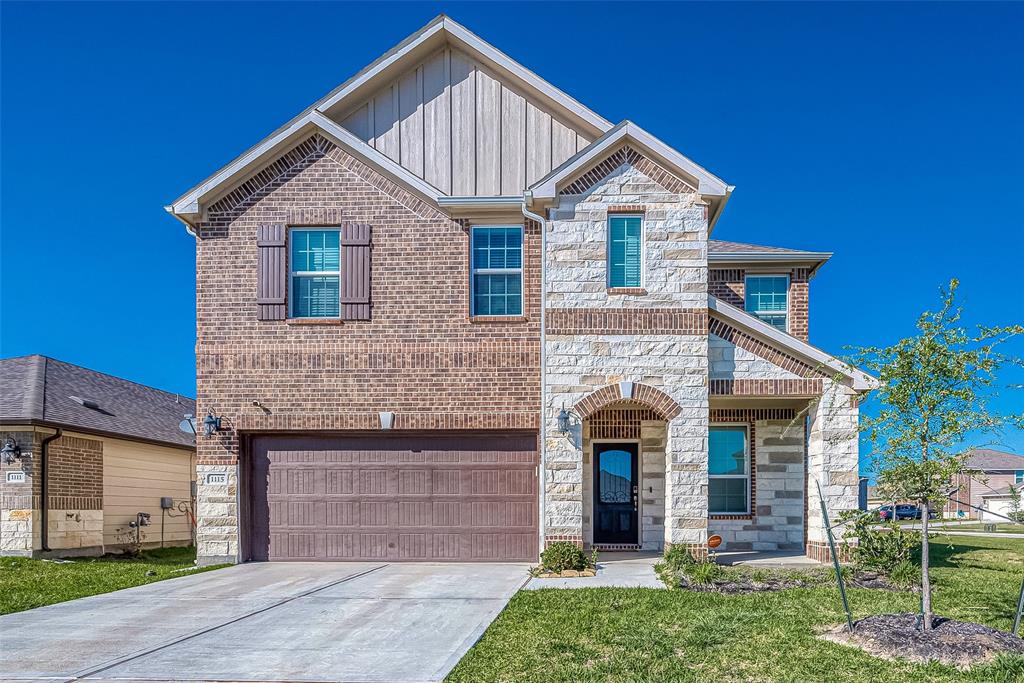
[471, 225, 523, 316]
[608, 215, 642, 288]
[289, 228, 341, 318]
[745, 274, 789, 332]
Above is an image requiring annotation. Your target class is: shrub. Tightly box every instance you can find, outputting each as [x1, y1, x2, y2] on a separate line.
[887, 559, 919, 588]
[838, 510, 920, 574]
[539, 542, 595, 573]
[683, 560, 725, 585]
[662, 544, 698, 571]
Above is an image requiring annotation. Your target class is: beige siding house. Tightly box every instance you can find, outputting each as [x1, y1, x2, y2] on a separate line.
[0, 355, 196, 557]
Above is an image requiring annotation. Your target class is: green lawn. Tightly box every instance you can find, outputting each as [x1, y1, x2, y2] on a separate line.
[0, 546, 225, 615]
[936, 523, 1024, 534]
[448, 537, 1024, 682]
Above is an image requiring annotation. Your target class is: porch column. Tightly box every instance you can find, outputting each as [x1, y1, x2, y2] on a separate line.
[664, 392, 709, 554]
[806, 379, 861, 561]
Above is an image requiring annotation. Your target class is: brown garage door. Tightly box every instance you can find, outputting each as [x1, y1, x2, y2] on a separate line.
[247, 433, 538, 562]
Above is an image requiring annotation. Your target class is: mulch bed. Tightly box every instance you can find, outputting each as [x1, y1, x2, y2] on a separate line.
[674, 570, 905, 594]
[821, 613, 1024, 668]
[531, 568, 597, 578]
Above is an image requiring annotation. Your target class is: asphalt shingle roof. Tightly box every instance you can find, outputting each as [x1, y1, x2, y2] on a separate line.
[964, 448, 1024, 472]
[708, 239, 826, 256]
[0, 355, 196, 449]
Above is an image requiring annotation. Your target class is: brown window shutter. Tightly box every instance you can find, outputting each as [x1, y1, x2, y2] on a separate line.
[340, 222, 372, 320]
[256, 224, 287, 320]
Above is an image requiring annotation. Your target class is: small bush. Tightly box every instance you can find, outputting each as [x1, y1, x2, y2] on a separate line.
[887, 559, 919, 588]
[838, 510, 920, 574]
[662, 545, 698, 571]
[684, 560, 725, 585]
[539, 542, 595, 573]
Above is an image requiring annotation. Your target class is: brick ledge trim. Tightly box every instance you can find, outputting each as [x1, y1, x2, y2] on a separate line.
[710, 378, 823, 396]
[574, 382, 682, 421]
[709, 316, 827, 379]
[233, 412, 539, 432]
[547, 307, 708, 335]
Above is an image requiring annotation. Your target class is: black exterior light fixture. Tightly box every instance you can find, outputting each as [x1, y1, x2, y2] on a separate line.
[1, 437, 22, 464]
[557, 408, 572, 436]
[202, 410, 222, 438]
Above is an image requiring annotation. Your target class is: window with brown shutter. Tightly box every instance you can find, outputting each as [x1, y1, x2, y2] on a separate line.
[256, 224, 287, 320]
[340, 222, 372, 320]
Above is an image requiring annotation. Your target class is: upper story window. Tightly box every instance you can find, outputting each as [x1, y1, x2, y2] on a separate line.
[745, 274, 789, 332]
[290, 228, 340, 318]
[608, 215, 643, 288]
[709, 425, 750, 514]
[471, 225, 523, 316]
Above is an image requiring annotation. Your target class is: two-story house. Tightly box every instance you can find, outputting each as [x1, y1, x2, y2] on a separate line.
[167, 16, 878, 566]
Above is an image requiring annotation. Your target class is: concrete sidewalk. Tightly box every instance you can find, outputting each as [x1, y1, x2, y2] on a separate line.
[0, 561, 529, 682]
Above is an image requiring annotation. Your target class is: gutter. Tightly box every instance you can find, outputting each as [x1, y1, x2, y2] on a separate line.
[521, 196, 548, 553]
[39, 428, 62, 552]
[165, 205, 198, 239]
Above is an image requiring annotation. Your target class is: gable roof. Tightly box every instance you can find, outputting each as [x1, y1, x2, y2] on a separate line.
[964, 448, 1024, 472]
[167, 15, 614, 229]
[0, 355, 196, 449]
[708, 296, 880, 391]
[980, 483, 1024, 498]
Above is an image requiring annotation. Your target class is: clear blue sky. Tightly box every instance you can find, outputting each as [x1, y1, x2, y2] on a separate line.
[2, 2, 1022, 455]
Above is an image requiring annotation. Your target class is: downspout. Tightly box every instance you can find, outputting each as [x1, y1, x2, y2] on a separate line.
[522, 194, 547, 553]
[39, 428, 62, 552]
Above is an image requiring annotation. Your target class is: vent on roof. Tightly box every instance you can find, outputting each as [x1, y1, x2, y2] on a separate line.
[70, 395, 103, 411]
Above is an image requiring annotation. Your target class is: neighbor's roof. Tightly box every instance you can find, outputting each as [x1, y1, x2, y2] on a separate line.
[964, 449, 1024, 472]
[980, 484, 1024, 498]
[0, 355, 196, 449]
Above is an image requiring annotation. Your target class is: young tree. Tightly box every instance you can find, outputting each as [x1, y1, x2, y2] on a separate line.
[852, 279, 1022, 629]
[1008, 484, 1023, 523]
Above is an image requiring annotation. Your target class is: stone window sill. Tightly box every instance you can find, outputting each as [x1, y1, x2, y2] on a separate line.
[286, 318, 342, 326]
[607, 287, 647, 296]
[469, 316, 528, 323]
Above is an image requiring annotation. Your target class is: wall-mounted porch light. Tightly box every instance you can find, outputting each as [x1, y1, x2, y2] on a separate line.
[1, 437, 22, 464]
[202, 410, 222, 438]
[557, 408, 572, 436]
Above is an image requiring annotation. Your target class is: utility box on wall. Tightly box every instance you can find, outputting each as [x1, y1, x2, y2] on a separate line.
[160, 496, 173, 510]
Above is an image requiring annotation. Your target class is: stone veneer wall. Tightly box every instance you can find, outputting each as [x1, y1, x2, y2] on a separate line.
[0, 430, 41, 556]
[195, 464, 239, 564]
[806, 379, 860, 560]
[709, 334, 801, 380]
[544, 160, 709, 550]
[709, 420, 805, 552]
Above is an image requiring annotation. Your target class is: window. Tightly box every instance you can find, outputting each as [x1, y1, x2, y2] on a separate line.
[1016, 471, 1024, 484]
[709, 425, 750, 514]
[290, 229, 340, 318]
[608, 215, 643, 288]
[745, 275, 789, 332]
[471, 226, 523, 316]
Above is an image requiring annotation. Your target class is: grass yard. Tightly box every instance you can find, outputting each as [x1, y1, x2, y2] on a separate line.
[937, 523, 1024, 534]
[0, 546, 224, 615]
[447, 537, 1024, 683]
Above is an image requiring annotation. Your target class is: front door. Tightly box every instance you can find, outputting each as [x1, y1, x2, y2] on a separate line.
[593, 443, 638, 544]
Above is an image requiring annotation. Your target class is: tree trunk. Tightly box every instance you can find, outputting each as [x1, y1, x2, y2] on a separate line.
[920, 498, 932, 630]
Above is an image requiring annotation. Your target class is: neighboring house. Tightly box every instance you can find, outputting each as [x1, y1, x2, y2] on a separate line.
[980, 484, 1024, 523]
[0, 355, 196, 557]
[166, 16, 878, 566]
[945, 448, 1024, 519]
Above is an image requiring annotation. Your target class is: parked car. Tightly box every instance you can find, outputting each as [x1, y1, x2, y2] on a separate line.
[876, 504, 936, 521]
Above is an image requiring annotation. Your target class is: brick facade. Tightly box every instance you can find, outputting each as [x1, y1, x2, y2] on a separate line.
[709, 267, 811, 341]
[194, 133, 542, 471]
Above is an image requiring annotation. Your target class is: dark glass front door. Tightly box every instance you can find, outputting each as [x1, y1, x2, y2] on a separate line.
[593, 443, 638, 544]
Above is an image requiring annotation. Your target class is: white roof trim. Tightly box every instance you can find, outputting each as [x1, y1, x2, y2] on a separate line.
[708, 295, 880, 391]
[530, 120, 730, 199]
[314, 16, 611, 134]
[167, 111, 444, 222]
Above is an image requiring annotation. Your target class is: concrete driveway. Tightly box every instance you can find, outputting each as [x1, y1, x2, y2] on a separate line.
[0, 561, 529, 682]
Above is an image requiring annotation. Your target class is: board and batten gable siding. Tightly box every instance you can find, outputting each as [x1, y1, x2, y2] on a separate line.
[338, 47, 592, 196]
[102, 436, 195, 548]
